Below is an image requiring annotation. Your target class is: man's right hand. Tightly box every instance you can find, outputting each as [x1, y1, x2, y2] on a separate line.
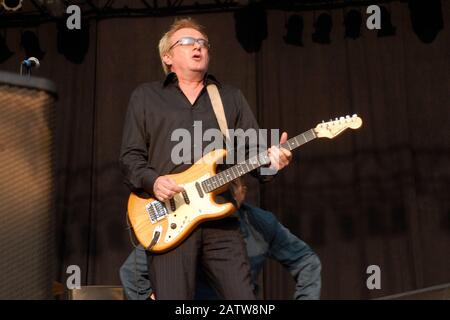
[153, 176, 184, 202]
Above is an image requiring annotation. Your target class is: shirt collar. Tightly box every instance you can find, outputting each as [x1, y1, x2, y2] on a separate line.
[163, 72, 221, 88]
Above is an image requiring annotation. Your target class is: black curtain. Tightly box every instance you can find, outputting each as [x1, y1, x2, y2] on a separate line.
[0, 1, 449, 299]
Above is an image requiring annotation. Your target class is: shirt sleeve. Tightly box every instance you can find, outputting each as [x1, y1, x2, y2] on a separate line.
[267, 219, 322, 300]
[119, 87, 159, 195]
[233, 89, 275, 183]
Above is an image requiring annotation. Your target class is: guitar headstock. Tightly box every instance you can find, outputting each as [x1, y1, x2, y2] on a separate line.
[314, 114, 362, 139]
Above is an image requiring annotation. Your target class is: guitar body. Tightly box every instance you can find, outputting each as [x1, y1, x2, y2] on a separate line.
[127, 149, 236, 253]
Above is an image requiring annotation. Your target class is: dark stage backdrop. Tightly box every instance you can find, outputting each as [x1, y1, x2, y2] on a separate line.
[1, 2, 449, 299]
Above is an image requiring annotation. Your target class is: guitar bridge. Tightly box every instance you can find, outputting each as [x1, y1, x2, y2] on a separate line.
[146, 200, 168, 224]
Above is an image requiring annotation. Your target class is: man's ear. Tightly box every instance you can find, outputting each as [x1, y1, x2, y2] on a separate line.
[162, 53, 172, 68]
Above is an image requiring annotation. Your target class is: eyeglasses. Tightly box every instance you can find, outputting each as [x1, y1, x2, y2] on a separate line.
[169, 37, 210, 50]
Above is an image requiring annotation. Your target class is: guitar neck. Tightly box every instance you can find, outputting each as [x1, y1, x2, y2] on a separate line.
[201, 129, 317, 193]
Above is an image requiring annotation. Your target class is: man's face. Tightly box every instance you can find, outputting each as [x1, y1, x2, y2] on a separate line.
[164, 28, 210, 75]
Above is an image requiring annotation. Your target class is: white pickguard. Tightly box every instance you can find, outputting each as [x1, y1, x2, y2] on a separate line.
[163, 174, 219, 243]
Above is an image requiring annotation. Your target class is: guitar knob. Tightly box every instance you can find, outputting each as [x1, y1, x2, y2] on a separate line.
[171, 223, 177, 229]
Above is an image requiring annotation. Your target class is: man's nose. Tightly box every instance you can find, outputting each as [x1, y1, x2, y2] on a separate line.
[193, 41, 202, 50]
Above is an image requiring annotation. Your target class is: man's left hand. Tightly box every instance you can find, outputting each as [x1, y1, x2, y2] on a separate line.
[268, 132, 293, 171]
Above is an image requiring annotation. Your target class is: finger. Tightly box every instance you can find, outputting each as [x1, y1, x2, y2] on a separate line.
[164, 183, 183, 194]
[157, 181, 177, 196]
[269, 147, 281, 161]
[155, 193, 167, 202]
[157, 187, 174, 200]
[277, 149, 287, 162]
[166, 178, 184, 193]
[275, 144, 291, 159]
[159, 177, 174, 188]
[170, 184, 184, 193]
[281, 148, 292, 161]
[160, 187, 176, 199]
[279, 132, 288, 144]
[268, 148, 281, 168]
[279, 148, 291, 162]
[278, 153, 289, 168]
[155, 191, 168, 202]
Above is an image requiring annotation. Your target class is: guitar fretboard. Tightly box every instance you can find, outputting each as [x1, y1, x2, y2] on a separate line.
[201, 129, 316, 193]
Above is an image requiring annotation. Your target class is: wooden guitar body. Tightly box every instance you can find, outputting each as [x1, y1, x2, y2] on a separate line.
[127, 149, 235, 253]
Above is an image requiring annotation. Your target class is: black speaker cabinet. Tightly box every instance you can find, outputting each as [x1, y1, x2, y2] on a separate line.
[0, 71, 57, 299]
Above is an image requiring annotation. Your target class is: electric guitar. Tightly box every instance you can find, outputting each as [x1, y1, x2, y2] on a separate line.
[127, 114, 363, 252]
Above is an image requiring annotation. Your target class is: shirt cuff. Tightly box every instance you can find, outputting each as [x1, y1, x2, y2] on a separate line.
[142, 169, 160, 195]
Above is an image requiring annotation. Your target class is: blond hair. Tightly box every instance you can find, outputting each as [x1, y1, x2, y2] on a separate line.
[158, 17, 208, 74]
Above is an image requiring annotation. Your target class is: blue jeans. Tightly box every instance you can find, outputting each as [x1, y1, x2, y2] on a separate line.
[120, 202, 321, 299]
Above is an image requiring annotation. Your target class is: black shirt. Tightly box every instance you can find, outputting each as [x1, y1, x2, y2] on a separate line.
[119, 72, 272, 197]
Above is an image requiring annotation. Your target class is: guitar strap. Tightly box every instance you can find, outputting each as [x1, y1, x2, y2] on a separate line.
[206, 84, 244, 199]
[206, 84, 230, 142]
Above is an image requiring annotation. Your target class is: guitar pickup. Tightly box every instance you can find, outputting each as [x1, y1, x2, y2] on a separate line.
[182, 190, 190, 204]
[195, 182, 204, 198]
[169, 198, 176, 211]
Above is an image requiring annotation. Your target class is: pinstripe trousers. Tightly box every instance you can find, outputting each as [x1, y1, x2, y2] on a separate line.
[146, 217, 256, 300]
